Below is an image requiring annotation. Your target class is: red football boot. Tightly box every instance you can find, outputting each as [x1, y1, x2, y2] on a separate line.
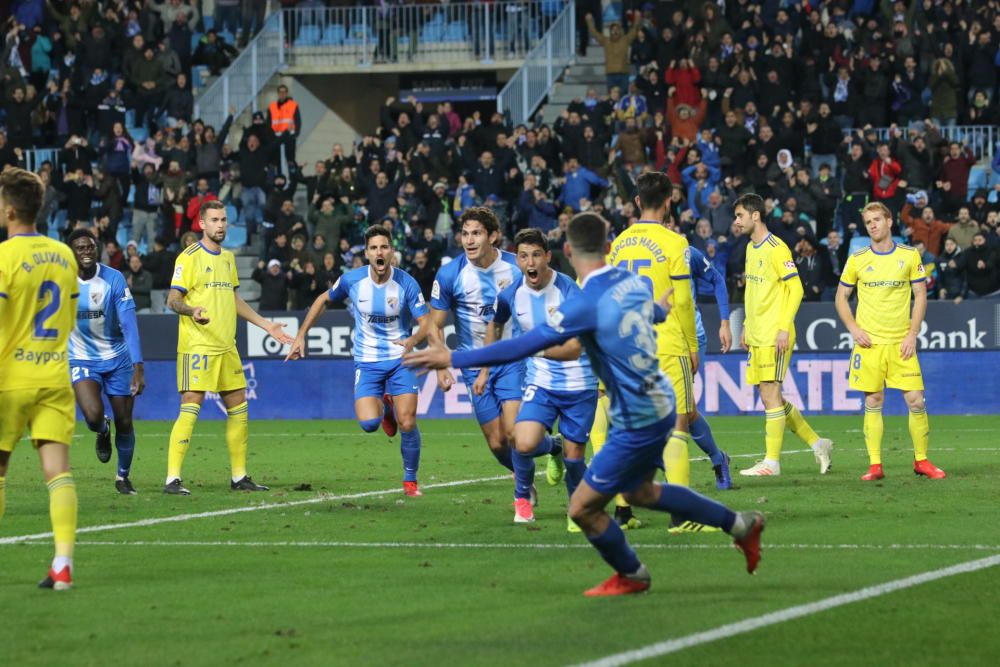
[914, 459, 946, 479]
[381, 393, 398, 437]
[861, 464, 885, 481]
[403, 481, 422, 497]
[38, 565, 72, 591]
[733, 511, 766, 574]
[583, 571, 650, 597]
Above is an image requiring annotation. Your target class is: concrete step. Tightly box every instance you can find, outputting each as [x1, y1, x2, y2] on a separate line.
[565, 64, 606, 80]
[236, 255, 258, 278]
[553, 83, 591, 100]
[238, 282, 262, 302]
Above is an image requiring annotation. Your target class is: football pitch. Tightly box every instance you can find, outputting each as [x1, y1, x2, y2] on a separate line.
[2, 415, 998, 667]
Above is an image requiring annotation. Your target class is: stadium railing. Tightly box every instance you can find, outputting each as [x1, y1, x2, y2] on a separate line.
[193, 11, 286, 133]
[842, 125, 997, 165]
[283, 1, 567, 68]
[495, 1, 575, 127]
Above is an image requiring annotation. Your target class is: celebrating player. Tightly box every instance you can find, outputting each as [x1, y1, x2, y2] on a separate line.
[406, 212, 764, 596]
[286, 225, 431, 496]
[419, 207, 526, 505]
[0, 167, 80, 590]
[607, 172, 728, 533]
[66, 229, 145, 495]
[491, 228, 598, 527]
[733, 193, 833, 477]
[835, 202, 946, 481]
[164, 201, 293, 495]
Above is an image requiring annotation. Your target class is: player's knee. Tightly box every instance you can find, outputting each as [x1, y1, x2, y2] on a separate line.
[114, 415, 133, 433]
[84, 413, 105, 432]
[511, 433, 536, 455]
[865, 393, 885, 409]
[397, 414, 417, 432]
[358, 417, 382, 433]
[905, 394, 925, 411]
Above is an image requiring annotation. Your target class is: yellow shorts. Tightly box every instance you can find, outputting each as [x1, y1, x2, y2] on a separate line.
[0, 386, 76, 452]
[659, 353, 695, 414]
[746, 346, 793, 386]
[849, 344, 924, 393]
[177, 349, 247, 393]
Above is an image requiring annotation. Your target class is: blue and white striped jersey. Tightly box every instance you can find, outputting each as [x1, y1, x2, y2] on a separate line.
[493, 271, 596, 392]
[327, 266, 428, 363]
[430, 250, 522, 351]
[69, 264, 137, 363]
[453, 266, 675, 430]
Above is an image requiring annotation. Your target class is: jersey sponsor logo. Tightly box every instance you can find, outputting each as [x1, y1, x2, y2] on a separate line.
[866, 265, 875, 272]
[478, 303, 495, 319]
[77, 310, 104, 320]
[367, 314, 400, 325]
[861, 280, 907, 288]
[206, 266, 213, 273]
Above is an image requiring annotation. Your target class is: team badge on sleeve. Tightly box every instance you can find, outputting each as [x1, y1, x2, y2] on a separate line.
[431, 280, 440, 300]
[917, 264, 926, 274]
[173, 265, 183, 280]
[784, 260, 796, 270]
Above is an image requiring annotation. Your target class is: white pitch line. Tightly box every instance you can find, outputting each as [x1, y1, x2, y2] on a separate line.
[0, 473, 513, 545]
[570, 554, 1000, 667]
[9, 540, 998, 552]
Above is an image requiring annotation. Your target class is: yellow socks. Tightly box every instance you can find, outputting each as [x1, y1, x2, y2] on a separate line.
[909, 408, 930, 462]
[167, 403, 200, 481]
[764, 407, 786, 462]
[226, 401, 249, 482]
[664, 431, 691, 486]
[783, 401, 820, 446]
[0, 476, 5, 523]
[864, 406, 884, 465]
[47, 472, 77, 562]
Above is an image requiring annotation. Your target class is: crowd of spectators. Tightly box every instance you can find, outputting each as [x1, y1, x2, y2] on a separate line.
[1, 1, 998, 311]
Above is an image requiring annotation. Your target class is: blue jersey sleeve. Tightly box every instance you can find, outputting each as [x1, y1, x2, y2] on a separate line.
[113, 273, 143, 365]
[430, 263, 454, 311]
[402, 272, 429, 319]
[690, 248, 730, 320]
[326, 272, 351, 303]
[492, 282, 517, 325]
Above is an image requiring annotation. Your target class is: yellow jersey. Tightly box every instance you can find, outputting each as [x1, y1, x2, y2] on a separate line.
[607, 221, 697, 355]
[840, 243, 925, 344]
[744, 233, 799, 347]
[170, 242, 240, 354]
[0, 234, 79, 391]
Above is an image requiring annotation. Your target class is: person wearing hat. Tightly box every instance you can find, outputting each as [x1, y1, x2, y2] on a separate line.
[253, 258, 292, 311]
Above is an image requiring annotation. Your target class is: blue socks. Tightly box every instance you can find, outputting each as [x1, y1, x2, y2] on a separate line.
[651, 483, 735, 531]
[533, 434, 561, 457]
[491, 446, 515, 472]
[115, 430, 135, 479]
[87, 417, 109, 434]
[690, 415, 726, 467]
[400, 428, 420, 482]
[359, 417, 382, 433]
[587, 520, 642, 575]
[564, 457, 586, 498]
[512, 450, 535, 500]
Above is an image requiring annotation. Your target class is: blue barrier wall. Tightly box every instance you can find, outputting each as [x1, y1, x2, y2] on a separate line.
[129, 351, 1000, 420]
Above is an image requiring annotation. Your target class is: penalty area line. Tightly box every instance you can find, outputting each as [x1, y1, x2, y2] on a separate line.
[568, 554, 1000, 667]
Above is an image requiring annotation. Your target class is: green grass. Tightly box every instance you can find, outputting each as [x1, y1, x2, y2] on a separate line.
[2, 416, 999, 667]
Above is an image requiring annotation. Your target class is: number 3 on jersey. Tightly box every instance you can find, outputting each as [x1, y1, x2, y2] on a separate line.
[33, 281, 61, 340]
[615, 260, 654, 294]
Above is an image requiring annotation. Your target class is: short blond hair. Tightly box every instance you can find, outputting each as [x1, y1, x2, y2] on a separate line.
[861, 201, 892, 222]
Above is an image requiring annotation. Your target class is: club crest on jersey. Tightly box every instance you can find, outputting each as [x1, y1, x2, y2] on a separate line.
[758, 259, 764, 268]
[387, 296, 398, 309]
[497, 278, 511, 290]
[90, 292, 101, 305]
[898, 260, 905, 270]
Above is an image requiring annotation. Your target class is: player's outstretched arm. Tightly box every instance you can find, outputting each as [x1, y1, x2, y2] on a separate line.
[407, 325, 572, 371]
[834, 282, 871, 348]
[422, 307, 454, 391]
[235, 292, 294, 345]
[167, 288, 209, 324]
[286, 291, 330, 361]
[541, 337, 583, 361]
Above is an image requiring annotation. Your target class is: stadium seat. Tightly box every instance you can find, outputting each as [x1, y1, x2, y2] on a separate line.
[421, 24, 445, 43]
[202, 15, 214, 31]
[191, 32, 202, 52]
[967, 165, 988, 199]
[294, 25, 321, 46]
[344, 25, 374, 46]
[191, 66, 208, 89]
[219, 30, 236, 45]
[226, 204, 239, 228]
[444, 21, 467, 42]
[848, 236, 872, 254]
[322, 24, 346, 45]
[130, 126, 148, 143]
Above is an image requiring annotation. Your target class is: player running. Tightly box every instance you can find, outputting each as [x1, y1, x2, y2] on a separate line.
[607, 172, 729, 533]
[286, 225, 431, 496]
[835, 202, 946, 481]
[491, 228, 598, 527]
[733, 193, 833, 477]
[66, 229, 145, 495]
[406, 212, 764, 596]
[164, 201, 293, 495]
[418, 207, 527, 507]
[0, 167, 80, 590]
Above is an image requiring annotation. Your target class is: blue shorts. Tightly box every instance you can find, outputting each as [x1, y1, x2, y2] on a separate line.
[516, 386, 599, 444]
[70, 355, 134, 397]
[584, 413, 677, 496]
[354, 359, 419, 400]
[461, 362, 525, 425]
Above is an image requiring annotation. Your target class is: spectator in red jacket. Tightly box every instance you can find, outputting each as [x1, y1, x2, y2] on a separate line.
[868, 143, 904, 212]
[900, 200, 953, 256]
[936, 142, 977, 215]
[185, 178, 219, 234]
[664, 58, 702, 107]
